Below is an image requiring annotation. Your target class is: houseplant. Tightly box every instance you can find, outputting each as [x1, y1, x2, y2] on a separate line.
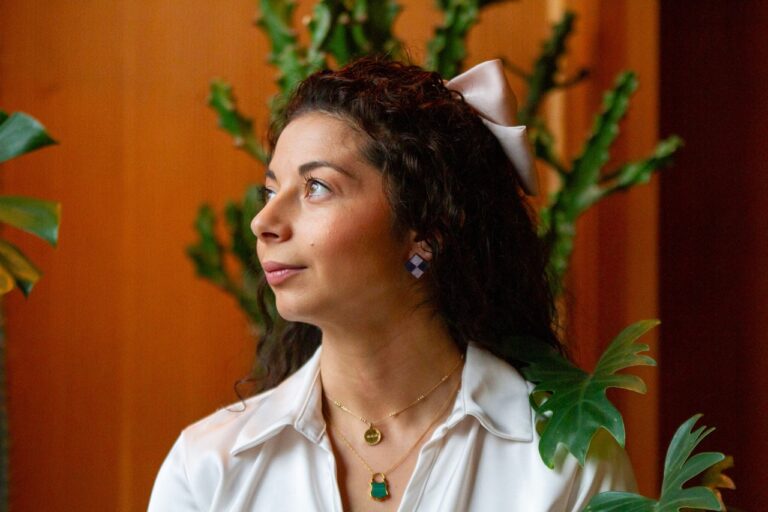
[0, 110, 60, 512]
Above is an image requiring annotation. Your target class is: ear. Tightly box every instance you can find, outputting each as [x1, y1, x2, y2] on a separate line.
[406, 231, 435, 262]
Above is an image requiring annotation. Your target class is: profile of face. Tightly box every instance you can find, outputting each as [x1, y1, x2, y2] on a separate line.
[251, 112, 430, 329]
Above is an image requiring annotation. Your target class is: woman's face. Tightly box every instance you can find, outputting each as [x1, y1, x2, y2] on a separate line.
[251, 112, 426, 327]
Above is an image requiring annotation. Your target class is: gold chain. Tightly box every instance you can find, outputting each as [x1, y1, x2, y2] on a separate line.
[330, 376, 461, 477]
[327, 355, 464, 427]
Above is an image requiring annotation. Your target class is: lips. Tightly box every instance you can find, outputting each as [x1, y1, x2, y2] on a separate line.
[261, 261, 307, 286]
[261, 261, 306, 273]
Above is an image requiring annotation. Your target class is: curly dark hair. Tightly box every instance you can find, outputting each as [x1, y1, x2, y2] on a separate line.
[249, 55, 563, 393]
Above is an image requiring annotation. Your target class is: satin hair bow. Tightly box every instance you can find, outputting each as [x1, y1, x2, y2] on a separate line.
[446, 59, 539, 195]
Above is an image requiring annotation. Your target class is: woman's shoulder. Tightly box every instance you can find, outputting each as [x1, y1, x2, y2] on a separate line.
[465, 343, 535, 398]
[177, 349, 323, 455]
[174, 389, 277, 455]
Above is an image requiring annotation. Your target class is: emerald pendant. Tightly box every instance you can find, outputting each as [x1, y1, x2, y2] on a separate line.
[370, 473, 389, 501]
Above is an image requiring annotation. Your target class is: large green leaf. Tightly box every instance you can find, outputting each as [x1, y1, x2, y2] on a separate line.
[522, 319, 658, 467]
[0, 240, 42, 297]
[0, 111, 57, 164]
[584, 415, 724, 511]
[0, 196, 60, 246]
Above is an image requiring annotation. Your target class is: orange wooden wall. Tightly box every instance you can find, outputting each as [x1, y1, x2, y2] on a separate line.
[554, 0, 661, 495]
[0, 1, 661, 509]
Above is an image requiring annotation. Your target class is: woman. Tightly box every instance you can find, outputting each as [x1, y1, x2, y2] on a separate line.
[149, 57, 635, 511]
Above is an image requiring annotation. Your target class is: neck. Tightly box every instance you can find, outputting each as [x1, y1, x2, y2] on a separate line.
[318, 306, 463, 422]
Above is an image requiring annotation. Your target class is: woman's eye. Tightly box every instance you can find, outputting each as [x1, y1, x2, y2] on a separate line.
[261, 186, 276, 203]
[305, 178, 331, 198]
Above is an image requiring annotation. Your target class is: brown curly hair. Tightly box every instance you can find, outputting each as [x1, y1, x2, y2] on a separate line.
[250, 56, 562, 393]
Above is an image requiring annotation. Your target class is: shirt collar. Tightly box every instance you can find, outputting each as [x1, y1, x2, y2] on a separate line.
[231, 342, 532, 456]
[453, 344, 533, 442]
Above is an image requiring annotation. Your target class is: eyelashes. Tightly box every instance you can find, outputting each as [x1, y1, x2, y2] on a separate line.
[303, 173, 331, 198]
[260, 174, 331, 203]
[259, 184, 275, 203]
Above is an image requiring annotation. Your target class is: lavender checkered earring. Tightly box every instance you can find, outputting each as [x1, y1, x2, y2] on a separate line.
[405, 254, 429, 279]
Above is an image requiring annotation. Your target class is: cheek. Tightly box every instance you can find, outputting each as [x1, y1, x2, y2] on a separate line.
[308, 203, 404, 273]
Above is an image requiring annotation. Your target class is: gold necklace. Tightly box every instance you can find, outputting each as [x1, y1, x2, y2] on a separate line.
[330, 378, 460, 502]
[326, 355, 463, 446]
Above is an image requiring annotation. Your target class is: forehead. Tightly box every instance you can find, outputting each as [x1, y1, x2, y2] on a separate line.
[271, 112, 367, 168]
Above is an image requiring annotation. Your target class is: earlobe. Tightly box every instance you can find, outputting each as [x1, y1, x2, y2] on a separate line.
[407, 231, 435, 262]
[416, 241, 434, 262]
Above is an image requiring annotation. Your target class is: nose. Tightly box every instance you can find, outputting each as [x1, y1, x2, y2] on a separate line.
[251, 194, 293, 243]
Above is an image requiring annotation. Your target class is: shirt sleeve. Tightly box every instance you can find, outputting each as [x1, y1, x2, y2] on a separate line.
[565, 428, 639, 511]
[147, 433, 200, 512]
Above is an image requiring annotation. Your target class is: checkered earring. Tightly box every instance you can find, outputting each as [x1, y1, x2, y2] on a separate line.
[405, 253, 429, 279]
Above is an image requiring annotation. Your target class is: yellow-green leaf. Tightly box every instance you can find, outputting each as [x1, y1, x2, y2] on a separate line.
[0, 240, 42, 296]
[0, 264, 14, 295]
[700, 455, 735, 511]
[0, 195, 60, 246]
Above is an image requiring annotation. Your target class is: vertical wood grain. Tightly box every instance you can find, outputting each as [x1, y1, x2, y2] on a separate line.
[660, 2, 768, 507]
[553, 0, 660, 495]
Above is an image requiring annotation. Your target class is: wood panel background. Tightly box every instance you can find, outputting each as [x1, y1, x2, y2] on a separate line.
[660, 1, 768, 508]
[0, 1, 661, 509]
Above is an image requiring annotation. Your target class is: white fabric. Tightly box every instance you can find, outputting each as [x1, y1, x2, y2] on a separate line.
[446, 59, 540, 196]
[148, 345, 636, 511]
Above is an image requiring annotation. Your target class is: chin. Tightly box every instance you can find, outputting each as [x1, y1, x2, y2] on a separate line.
[273, 295, 318, 324]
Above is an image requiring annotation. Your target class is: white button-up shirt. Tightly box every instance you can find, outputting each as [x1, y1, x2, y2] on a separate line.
[148, 344, 636, 511]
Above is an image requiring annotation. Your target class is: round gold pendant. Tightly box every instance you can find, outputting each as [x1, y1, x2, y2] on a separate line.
[364, 426, 382, 445]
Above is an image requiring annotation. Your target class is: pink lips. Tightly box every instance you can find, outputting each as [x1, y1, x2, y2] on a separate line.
[261, 261, 306, 286]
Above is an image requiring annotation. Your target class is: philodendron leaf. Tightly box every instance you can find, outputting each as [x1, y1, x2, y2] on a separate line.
[699, 455, 735, 511]
[0, 239, 42, 296]
[522, 319, 658, 468]
[0, 111, 57, 164]
[0, 196, 60, 246]
[584, 415, 724, 512]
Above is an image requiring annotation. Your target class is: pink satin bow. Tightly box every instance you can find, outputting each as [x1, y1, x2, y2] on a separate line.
[446, 60, 539, 195]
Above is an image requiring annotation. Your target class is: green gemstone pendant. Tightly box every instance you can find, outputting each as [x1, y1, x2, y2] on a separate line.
[370, 473, 390, 501]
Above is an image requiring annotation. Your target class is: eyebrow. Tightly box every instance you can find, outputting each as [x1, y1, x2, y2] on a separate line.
[265, 160, 355, 181]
